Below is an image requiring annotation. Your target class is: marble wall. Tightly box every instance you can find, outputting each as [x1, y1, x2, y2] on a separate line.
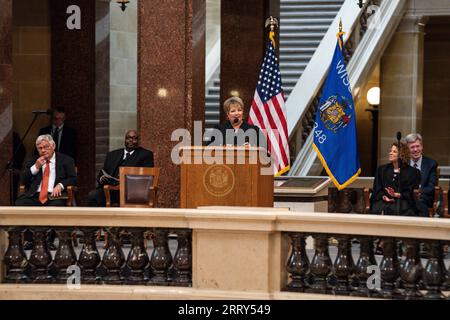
[109, 0, 137, 150]
[95, 0, 110, 174]
[0, 0, 13, 205]
[12, 0, 51, 160]
[379, 15, 426, 165]
[423, 16, 450, 166]
[50, 0, 96, 205]
[220, 0, 279, 121]
[138, 0, 205, 207]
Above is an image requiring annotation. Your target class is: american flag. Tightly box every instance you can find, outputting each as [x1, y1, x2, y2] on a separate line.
[249, 34, 290, 176]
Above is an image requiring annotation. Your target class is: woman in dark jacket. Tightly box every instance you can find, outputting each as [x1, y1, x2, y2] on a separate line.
[371, 142, 421, 216]
[208, 96, 264, 147]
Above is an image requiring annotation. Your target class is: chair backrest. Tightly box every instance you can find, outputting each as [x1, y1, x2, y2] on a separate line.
[119, 166, 160, 207]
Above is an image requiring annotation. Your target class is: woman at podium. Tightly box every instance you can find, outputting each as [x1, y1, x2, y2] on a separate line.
[208, 96, 264, 147]
[370, 142, 421, 216]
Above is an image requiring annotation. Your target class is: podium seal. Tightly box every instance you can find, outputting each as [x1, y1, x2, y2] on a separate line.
[203, 165, 235, 197]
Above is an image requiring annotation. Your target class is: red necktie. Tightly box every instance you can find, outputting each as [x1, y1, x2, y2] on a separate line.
[39, 160, 50, 204]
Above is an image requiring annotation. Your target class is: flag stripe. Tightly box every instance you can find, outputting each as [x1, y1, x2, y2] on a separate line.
[249, 39, 290, 176]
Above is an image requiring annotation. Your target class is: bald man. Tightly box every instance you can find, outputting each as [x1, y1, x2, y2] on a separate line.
[87, 130, 154, 206]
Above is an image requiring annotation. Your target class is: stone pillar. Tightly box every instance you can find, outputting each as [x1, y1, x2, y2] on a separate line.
[138, 0, 205, 207]
[379, 15, 427, 164]
[50, 0, 96, 205]
[0, 0, 13, 205]
[109, 0, 137, 150]
[423, 17, 450, 166]
[220, 0, 279, 121]
[95, 0, 110, 175]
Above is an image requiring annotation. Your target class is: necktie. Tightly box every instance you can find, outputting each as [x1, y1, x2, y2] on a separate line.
[414, 162, 419, 170]
[53, 128, 60, 151]
[124, 152, 131, 161]
[39, 160, 50, 204]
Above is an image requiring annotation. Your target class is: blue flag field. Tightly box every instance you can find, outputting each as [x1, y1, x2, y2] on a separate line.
[312, 25, 361, 190]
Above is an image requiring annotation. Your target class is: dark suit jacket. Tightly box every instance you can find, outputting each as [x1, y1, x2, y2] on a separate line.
[20, 153, 77, 198]
[371, 163, 421, 216]
[209, 121, 265, 147]
[38, 125, 77, 161]
[97, 147, 154, 186]
[418, 156, 438, 207]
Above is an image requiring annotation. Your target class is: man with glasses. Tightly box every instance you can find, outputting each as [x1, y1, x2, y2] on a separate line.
[38, 107, 77, 161]
[16, 134, 77, 249]
[16, 134, 77, 206]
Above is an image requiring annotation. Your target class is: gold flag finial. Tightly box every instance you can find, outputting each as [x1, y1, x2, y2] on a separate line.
[265, 16, 279, 48]
[339, 18, 342, 33]
[265, 16, 279, 31]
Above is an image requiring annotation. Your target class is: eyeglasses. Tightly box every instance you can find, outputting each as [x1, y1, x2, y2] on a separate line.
[37, 144, 52, 151]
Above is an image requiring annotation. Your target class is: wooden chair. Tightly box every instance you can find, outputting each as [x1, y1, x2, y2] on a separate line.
[18, 166, 78, 206]
[103, 167, 160, 207]
[429, 167, 441, 217]
[102, 167, 160, 247]
[18, 167, 78, 247]
[119, 166, 160, 207]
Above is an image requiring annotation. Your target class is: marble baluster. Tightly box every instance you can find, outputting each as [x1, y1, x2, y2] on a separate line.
[286, 233, 310, 292]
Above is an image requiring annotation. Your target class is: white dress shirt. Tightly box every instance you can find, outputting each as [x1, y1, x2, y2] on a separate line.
[123, 150, 135, 160]
[30, 153, 63, 192]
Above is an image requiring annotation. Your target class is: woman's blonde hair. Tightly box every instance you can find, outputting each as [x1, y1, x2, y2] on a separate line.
[223, 96, 244, 114]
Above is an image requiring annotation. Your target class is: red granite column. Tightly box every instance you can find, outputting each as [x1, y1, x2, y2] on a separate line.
[50, 0, 96, 205]
[220, 0, 279, 121]
[138, 0, 205, 207]
[0, 0, 13, 205]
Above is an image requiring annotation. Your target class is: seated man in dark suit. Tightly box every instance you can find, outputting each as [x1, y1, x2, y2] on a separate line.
[405, 133, 438, 217]
[38, 107, 77, 161]
[87, 130, 154, 207]
[16, 134, 77, 249]
[16, 134, 77, 206]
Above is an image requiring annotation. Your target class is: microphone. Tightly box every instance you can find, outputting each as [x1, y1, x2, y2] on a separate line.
[396, 131, 402, 167]
[233, 118, 239, 124]
[32, 109, 52, 115]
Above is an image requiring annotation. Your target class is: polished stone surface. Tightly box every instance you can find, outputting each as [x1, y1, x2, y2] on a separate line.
[0, 0, 13, 205]
[95, 0, 110, 175]
[138, 0, 205, 207]
[50, 0, 96, 205]
[220, 0, 279, 121]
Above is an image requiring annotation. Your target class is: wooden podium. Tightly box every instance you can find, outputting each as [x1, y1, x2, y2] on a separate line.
[180, 146, 273, 208]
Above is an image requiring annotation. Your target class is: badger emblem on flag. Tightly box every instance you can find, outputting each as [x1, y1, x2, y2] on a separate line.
[319, 95, 353, 134]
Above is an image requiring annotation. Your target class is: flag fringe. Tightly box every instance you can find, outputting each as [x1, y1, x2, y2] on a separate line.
[275, 165, 290, 177]
[312, 143, 360, 190]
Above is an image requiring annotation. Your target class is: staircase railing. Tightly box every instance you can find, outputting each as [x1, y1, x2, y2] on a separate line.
[288, 0, 407, 176]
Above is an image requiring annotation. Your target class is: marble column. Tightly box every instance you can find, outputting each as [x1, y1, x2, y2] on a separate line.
[379, 15, 427, 164]
[138, 0, 205, 207]
[423, 17, 450, 166]
[0, 0, 13, 205]
[50, 0, 96, 205]
[220, 0, 279, 121]
[95, 0, 110, 176]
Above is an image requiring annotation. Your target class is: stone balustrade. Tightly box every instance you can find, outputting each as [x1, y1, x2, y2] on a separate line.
[0, 207, 448, 300]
